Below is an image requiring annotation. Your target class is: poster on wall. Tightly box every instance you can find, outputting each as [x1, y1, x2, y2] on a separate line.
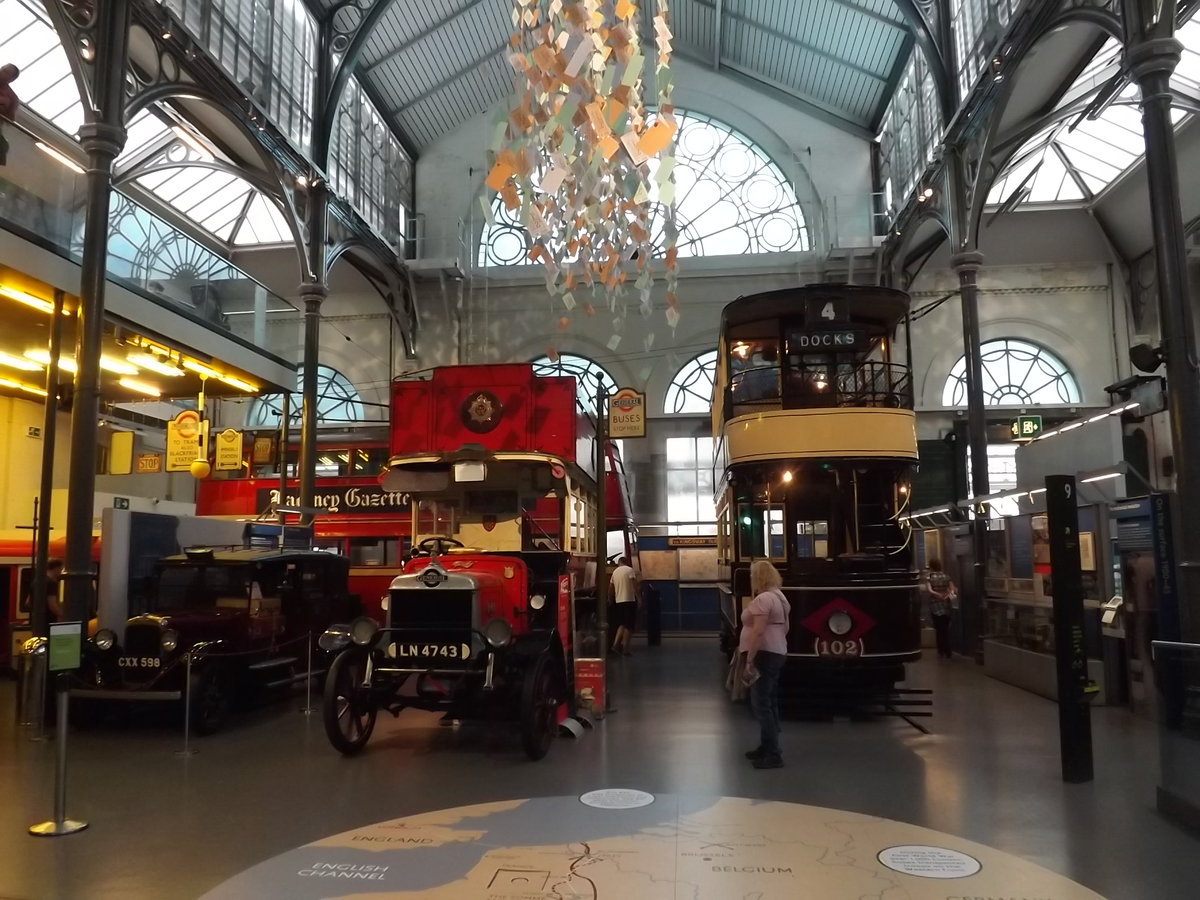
[1079, 532, 1096, 572]
[1032, 515, 1051, 565]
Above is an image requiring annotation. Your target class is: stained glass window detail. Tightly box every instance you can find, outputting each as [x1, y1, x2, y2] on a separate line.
[246, 365, 364, 427]
[665, 350, 717, 414]
[531, 354, 615, 415]
[942, 339, 1080, 407]
[480, 110, 809, 267]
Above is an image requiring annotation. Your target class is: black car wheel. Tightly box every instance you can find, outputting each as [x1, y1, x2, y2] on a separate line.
[191, 670, 230, 735]
[520, 653, 559, 761]
[323, 650, 377, 755]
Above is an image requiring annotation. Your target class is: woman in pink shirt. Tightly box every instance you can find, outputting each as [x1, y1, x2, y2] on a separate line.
[742, 560, 791, 769]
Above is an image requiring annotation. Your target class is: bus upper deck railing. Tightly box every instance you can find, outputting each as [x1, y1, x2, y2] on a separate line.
[726, 361, 914, 417]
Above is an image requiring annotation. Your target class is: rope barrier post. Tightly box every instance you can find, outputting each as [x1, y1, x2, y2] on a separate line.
[175, 652, 197, 758]
[300, 632, 315, 715]
[29, 673, 87, 836]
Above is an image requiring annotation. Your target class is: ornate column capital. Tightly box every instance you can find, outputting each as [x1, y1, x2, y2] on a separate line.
[950, 249, 985, 274]
[1126, 37, 1183, 84]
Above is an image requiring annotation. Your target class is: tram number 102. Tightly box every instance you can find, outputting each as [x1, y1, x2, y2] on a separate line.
[813, 638, 864, 658]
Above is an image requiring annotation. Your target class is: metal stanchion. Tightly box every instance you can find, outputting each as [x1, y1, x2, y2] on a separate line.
[300, 633, 315, 715]
[29, 675, 87, 836]
[175, 652, 197, 758]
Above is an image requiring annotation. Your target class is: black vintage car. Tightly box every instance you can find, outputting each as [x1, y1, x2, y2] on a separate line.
[71, 547, 357, 733]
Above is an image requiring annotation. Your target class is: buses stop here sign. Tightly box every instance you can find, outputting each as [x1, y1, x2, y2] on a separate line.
[608, 388, 646, 438]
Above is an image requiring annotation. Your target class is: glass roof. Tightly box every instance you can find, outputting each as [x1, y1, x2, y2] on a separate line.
[1, 0, 293, 248]
[989, 21, 1200, 206]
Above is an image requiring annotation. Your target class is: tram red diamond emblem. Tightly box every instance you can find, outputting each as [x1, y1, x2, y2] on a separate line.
[800, 597, 876, 641]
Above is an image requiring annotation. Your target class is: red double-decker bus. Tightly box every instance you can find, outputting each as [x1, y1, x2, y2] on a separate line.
[196, 364, 637, 621]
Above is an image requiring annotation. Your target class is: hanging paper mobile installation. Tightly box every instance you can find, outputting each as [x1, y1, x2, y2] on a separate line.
[487, 0, 680, 349]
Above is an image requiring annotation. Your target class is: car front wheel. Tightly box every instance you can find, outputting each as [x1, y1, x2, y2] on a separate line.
[323, 650, 377, 755]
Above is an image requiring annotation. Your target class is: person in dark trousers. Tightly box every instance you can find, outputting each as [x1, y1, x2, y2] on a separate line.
[742, 559, 791, 769]
[27, 557, 64, 624]
[925, 558, 956, 660]
[609, 556, 638, 656]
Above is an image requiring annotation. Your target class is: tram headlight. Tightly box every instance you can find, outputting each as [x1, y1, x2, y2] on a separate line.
[160, 629, 179, 653]
[827, 611, 853, 636]
[350, 616, 380, 646]
[484, 618, 513, 648]
[529, 593, 546, 611]
[94, 629, 116, 651]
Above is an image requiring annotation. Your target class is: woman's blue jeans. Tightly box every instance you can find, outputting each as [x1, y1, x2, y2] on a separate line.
[750, 651, 786, 757]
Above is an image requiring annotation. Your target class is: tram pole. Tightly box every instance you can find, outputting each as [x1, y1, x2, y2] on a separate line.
[31, 289, 64, 639]
[595, 376, 609, 662]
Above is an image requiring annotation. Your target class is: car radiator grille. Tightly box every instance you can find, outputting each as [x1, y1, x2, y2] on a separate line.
[124, 624, 162, 658]
[387, 589, 475, 663]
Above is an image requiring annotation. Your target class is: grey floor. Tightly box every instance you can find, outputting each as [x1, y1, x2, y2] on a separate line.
[0, 638, 1195, 900]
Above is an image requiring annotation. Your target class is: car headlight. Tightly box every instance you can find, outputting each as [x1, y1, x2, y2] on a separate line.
[160, 629, 179, 653]
[318, 626, 351, 652]
[94, 629, 116, 651]
[484, 618, 513, 648]
[350, 616, 380, 646]
[827, 611, 853, 636]
[529, 594, 546, 611]
[380, 594, 390, 612]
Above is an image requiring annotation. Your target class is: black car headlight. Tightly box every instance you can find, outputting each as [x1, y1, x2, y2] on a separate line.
[94, 629, 116, 651]
[319, 626, 351, 652]
[160, 629, 180, 653]
[484, 618, 513, 649]
[350, 616, 380, 646]
[528, 594, 547, 611]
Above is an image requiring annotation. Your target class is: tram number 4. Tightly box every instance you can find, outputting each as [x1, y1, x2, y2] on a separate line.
[813, 638, 863, 657]
[819, 302, 837, 320]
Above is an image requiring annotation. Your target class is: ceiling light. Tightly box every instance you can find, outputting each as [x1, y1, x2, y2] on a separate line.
[35, 142, 85, 174]
[99, 355, 139, 375]
[24, 349, 76, 373]
[125, 351, 186, 377]
[781, 470, 793, 483]
[0, 350, 43, 372]
[118, 377, 162, 397]
[182, 358, 221, 379]
[0, 375, 47, 396]
[0, 285, 55, 314]
[1081, 471, 1122, 484]
[217, 373, 259, 393]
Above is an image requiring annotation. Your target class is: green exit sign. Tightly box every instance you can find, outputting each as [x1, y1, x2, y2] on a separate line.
[1011, 415, 1043, 440]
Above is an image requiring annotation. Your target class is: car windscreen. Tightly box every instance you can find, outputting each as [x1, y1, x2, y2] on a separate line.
[154, 564, 253, 612]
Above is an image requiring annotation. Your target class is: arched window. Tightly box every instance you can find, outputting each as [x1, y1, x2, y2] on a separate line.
[245, 365, 365, 427]
[479, 110, 809, 267]
[665, 350, 717, 414]
[942, 339, 1081, 407]
[531, 354, 616, 415]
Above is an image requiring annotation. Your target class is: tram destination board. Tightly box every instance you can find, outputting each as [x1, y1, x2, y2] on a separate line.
[789, 328, 867, 351]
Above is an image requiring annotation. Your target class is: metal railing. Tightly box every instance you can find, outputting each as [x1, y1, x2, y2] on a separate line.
[726, 361, 914, 417]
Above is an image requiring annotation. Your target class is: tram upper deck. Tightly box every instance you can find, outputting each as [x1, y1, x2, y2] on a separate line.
[713, 284, 917, 466]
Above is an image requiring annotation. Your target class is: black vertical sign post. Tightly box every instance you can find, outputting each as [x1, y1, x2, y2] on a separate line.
[1045, 475, 1095, 783]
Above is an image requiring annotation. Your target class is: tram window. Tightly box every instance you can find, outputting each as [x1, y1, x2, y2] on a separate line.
[729, 340, 780, 403]
[349, 538, 400, 566]
[795, 521, 830, 559]
[351, 447, 389, 476]
[737, 503, 786, 561]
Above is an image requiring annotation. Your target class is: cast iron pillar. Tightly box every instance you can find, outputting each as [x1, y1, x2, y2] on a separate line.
[30, 290, 65, 638]
[61, 0, 130, 625]
[297, 180, 329, 525]
[952, 249, 989, 659]
[1126, 30, 1200, 642]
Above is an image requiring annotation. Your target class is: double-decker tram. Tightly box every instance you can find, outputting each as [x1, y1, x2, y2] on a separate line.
[713, 284, 921, 697]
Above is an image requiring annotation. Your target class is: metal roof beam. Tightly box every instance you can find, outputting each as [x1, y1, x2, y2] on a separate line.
[387, 41, 507, 114]
[830, 0, 908, 30]
[366, 0, 489, 74]
[692, 0, 888, 84]
[713, 0, 723, 71]
[676, 51, 873, 139]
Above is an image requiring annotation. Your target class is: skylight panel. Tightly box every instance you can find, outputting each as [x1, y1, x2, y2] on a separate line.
[233, 193, 292, 246]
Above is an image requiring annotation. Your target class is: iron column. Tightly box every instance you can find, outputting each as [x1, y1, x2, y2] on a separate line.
[952, 249, 989, 658]
[61, 0, 130, 624]
[1127, 33, 1200, 642]
[30, 290, 65, 638]
[297, 182, 329, 524]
